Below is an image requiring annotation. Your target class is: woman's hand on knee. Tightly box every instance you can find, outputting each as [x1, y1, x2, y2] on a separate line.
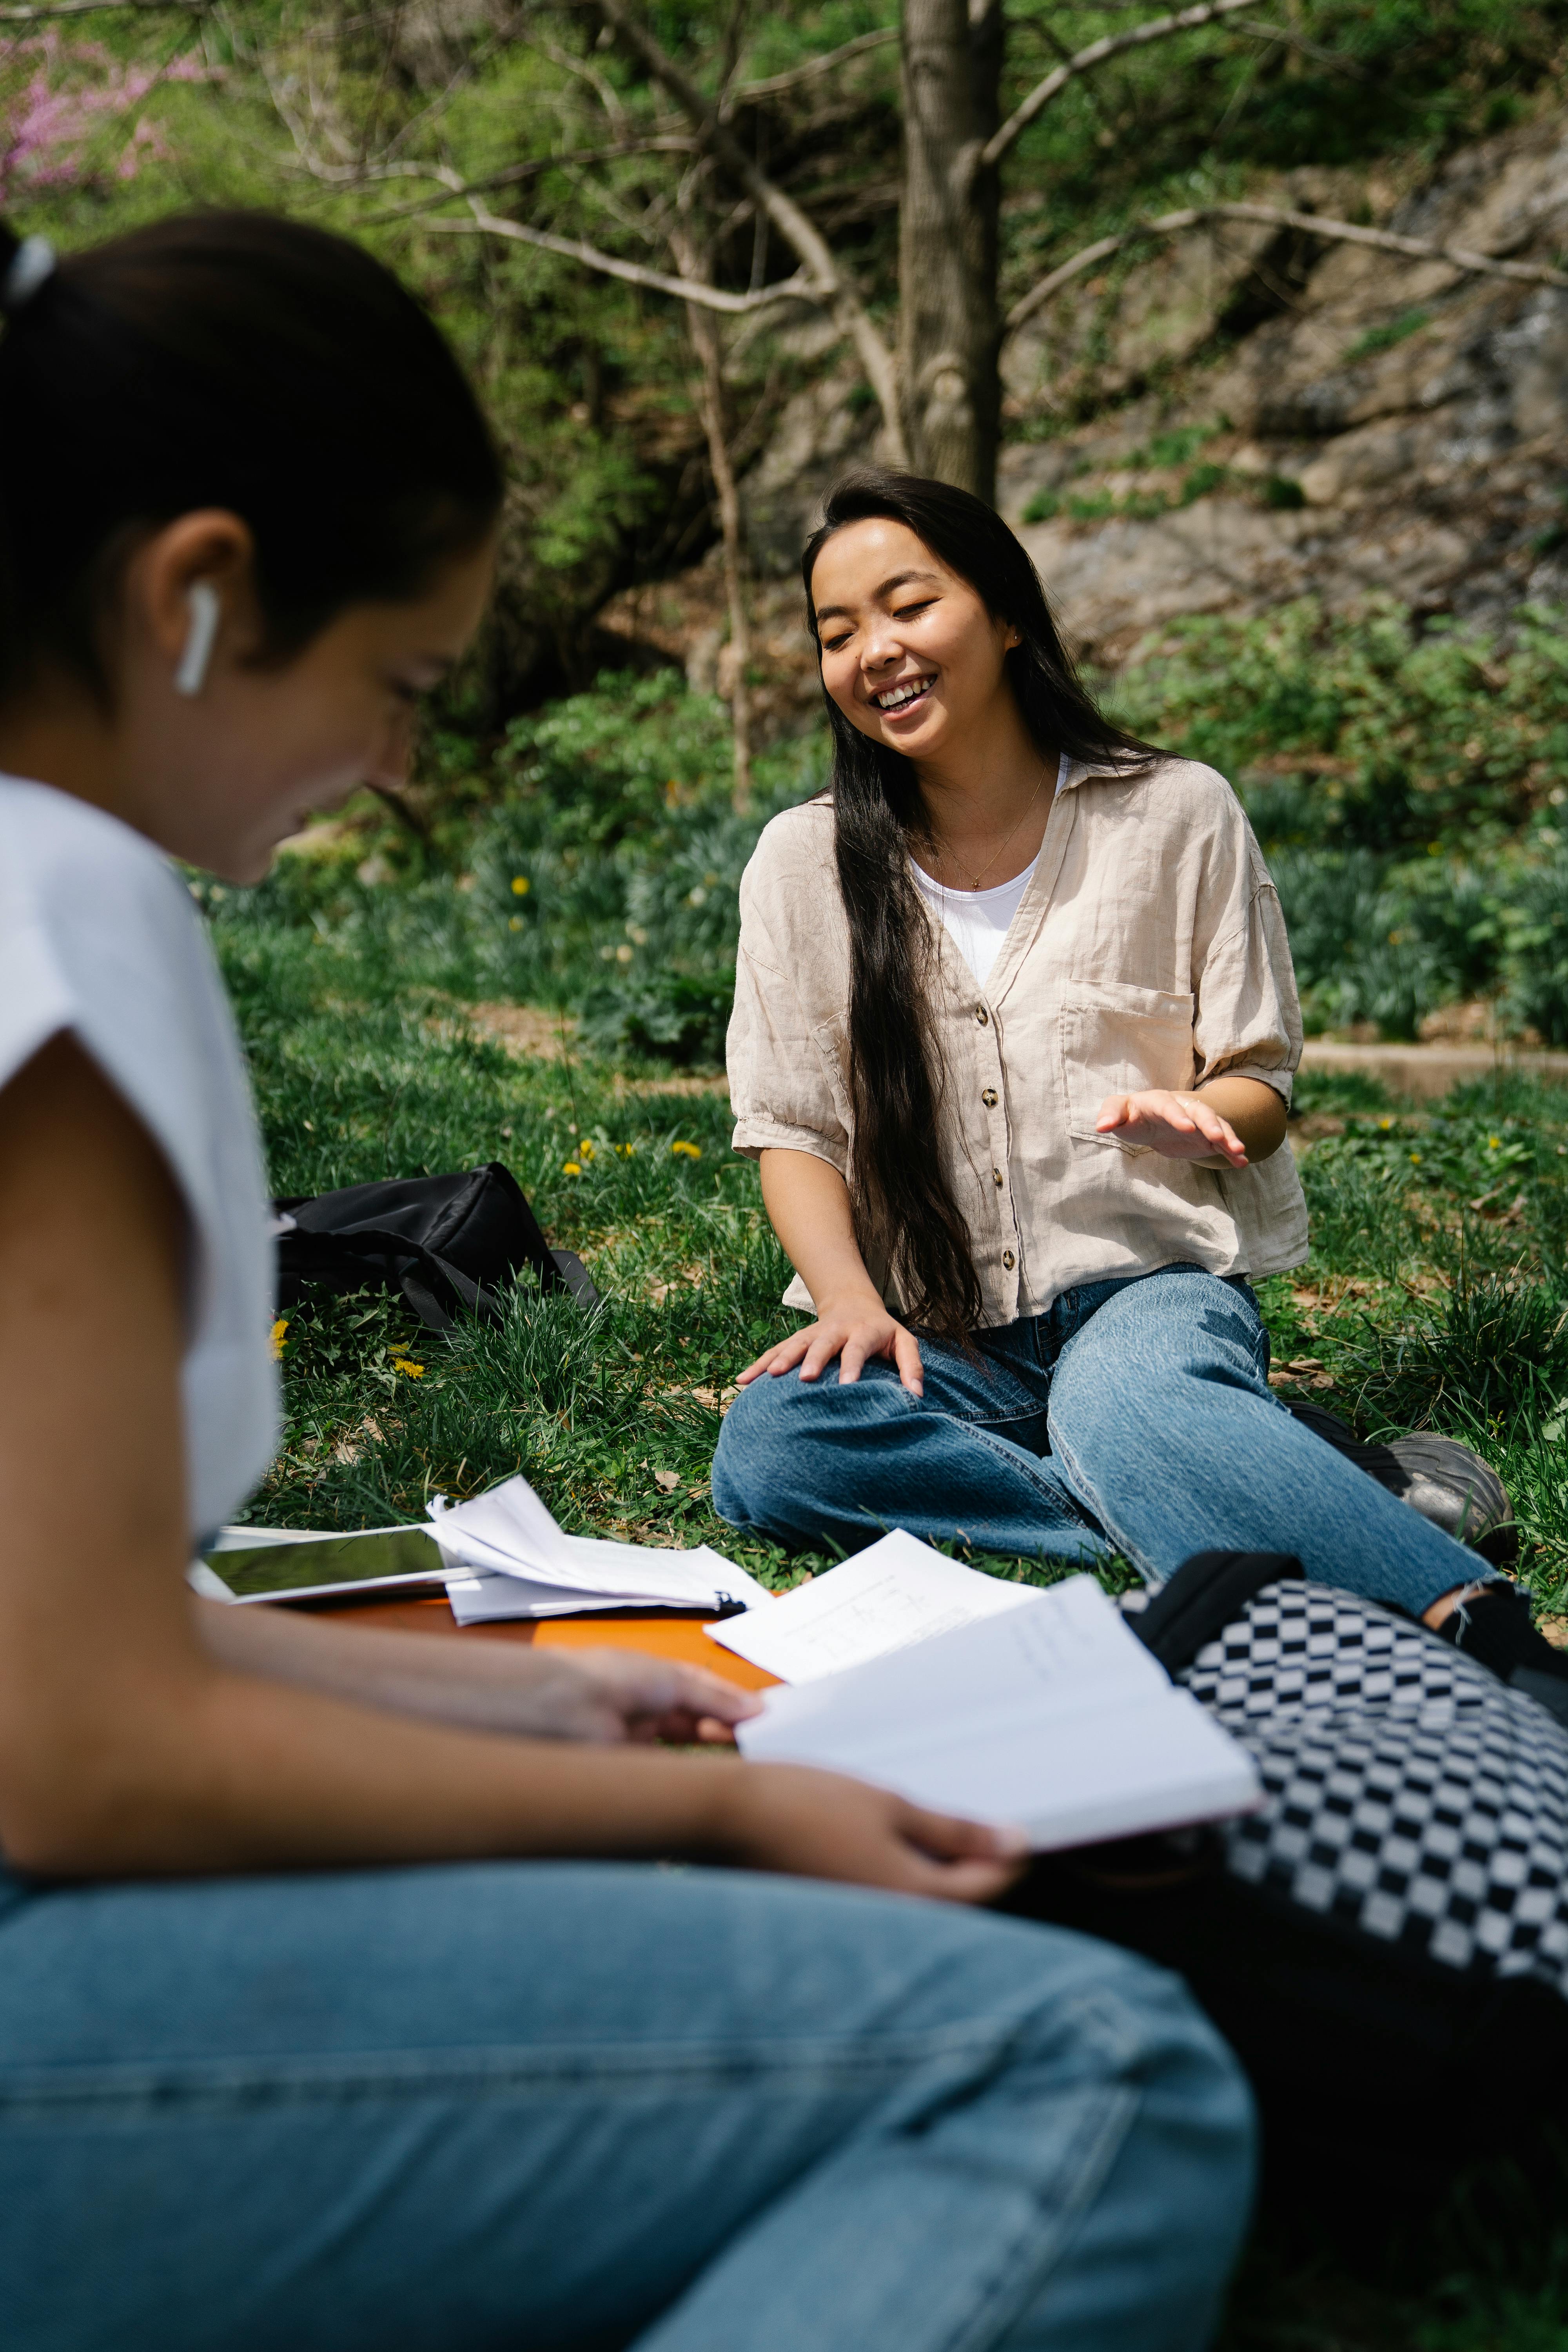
[736, 1293, 924, 1395]
[715, 1762, 1029, 1902]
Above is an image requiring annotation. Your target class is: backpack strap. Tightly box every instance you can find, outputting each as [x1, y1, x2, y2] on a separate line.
[1132, 1550, 1304, 1675]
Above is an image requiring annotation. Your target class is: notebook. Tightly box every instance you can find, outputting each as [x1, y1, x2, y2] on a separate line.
[736, 1572, 1261, 1852]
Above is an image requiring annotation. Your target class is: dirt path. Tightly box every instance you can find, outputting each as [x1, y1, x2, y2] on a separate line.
[467, 1004, 730, 1098]
[1300, 1041, 1568, 1099]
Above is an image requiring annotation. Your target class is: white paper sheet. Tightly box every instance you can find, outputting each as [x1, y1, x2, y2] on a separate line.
[706, 1528, 1036, 1683]
[428, 1474, 769, 1614]
[738, 1575, 1261, 1852]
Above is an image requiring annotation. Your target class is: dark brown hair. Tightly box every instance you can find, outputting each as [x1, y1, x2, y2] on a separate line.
[802, 467, 1156, 1338]
[0, 211, 503, 701]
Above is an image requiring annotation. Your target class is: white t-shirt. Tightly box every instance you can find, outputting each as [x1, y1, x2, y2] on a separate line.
[909, 755, 1068, 989]
[0, 776, 280, 1541]
[910, 855, 1038, 989]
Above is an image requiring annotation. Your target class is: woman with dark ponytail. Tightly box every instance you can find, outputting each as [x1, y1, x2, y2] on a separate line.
[715, 469, 1537, 1657]
[0, 225, 1258, 2347]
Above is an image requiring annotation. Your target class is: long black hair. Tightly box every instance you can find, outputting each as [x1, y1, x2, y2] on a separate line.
[801, 467, 1156, 1339]
[0, 211, 503, 701]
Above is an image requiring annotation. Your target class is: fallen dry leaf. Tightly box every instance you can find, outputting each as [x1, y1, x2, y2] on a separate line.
[672, 1383, 739, 1414]
[653, 1468, 681, 1493]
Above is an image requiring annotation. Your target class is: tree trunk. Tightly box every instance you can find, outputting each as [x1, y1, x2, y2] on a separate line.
[897, 0, 1004, 502]
[673, 230, 754, 815]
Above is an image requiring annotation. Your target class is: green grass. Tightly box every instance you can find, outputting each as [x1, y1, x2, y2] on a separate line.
[220, 886, 1568, 2347]
[1343, 306, 1432, 365]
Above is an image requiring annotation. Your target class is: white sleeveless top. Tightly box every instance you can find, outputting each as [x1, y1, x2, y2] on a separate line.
[0, 777, 279, 1540]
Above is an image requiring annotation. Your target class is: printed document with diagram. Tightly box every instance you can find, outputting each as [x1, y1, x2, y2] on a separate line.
[737, 1572, 1261, 1852]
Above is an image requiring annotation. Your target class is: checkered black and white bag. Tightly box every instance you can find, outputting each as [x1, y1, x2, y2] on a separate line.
[1182, 1575, 1568, 1990]
[1016, 1552, 1568, 2174]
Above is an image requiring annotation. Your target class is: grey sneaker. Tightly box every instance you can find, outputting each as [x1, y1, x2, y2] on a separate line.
[1284, 1399, 1518, 1568]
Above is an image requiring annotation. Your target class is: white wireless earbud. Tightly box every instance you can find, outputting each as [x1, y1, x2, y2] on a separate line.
[174, 581, 221, 698]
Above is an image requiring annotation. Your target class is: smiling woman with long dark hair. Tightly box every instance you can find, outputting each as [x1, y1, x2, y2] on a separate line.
[713, 468, 1540, 1655]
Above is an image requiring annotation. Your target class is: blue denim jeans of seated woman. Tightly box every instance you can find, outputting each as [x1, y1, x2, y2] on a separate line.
[0, 1854, 1253, 2352]
[712, 1261, 1481, 1619]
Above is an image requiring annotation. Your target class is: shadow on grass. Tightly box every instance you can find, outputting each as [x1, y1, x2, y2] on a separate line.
[1223, 2132, 1568, 2351]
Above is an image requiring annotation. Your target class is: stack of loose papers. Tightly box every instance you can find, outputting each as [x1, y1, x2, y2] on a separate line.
[428, 1473, 771, 1624]
[706, 1527, 1040, 1682]
[736, 1567, 1261, 1852]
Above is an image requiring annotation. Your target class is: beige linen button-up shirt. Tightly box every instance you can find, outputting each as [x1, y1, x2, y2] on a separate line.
[728, 752, 1309, 1326]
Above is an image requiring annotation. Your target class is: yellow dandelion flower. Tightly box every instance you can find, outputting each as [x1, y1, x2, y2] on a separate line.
[1488, 1135, 1501, 1149]
[511, 875, 530, 896]
[508, 916, 522, 932]
[615, 1142, 636, 1158]
[562, 1160, 583, 1176]
[270, 1317, 290, 1360]
[1409, 1151, 1422, 1164]
[578, 1138, 596, 1159]
[671, 1140, 702, 1159]
[392, 1358, 425, 1378]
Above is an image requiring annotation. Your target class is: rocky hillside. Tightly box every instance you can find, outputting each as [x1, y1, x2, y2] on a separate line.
[603, 103, 1568, 696]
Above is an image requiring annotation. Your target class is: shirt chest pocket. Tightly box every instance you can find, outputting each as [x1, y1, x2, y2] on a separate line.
[1059, 979, 1198, 1151]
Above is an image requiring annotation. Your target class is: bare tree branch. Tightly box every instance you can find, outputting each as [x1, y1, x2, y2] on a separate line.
[714, 0, 747, 122]
[1004, 200, 1568, 336]
[380, 17, 529, 163]
[671, 219, 753, 812]
[524, 24, 633, 134]
[358, 139, 698, 225]
[984, 0, 1276, 173]
[262, 50, 365, 180]
[0, 0, 205, 17]
[730, 27, 899, 105]
[593, 0, 907, 461]
[1232, 18, 1367, 74]
[424, 198, 820, 316]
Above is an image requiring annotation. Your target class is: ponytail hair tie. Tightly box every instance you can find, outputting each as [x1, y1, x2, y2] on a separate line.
[1, 235, 56, 316]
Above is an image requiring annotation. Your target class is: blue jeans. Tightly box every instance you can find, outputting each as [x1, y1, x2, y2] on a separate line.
[713, 1263, 1480, 1619]
[0, 1855, 1252, 2350]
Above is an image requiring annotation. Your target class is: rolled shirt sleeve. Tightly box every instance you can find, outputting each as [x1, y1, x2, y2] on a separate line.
[1191, 833, 1302, 1107]
[728, 839, 851, 1177]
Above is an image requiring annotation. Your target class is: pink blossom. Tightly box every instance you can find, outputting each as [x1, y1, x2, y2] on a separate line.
[0, 34, 220, 201]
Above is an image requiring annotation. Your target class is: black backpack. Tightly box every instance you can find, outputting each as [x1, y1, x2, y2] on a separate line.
[1007, 1552, 1568, 2191]
[274, 1162, 598, 1332]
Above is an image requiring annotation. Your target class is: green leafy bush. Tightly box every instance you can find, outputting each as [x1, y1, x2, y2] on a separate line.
[468, 668, 824, 1059]
[1111, 598, 1568, 1040]
[1112, 596, 1568, 857]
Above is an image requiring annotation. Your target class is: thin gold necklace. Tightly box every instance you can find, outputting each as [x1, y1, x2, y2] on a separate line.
[928, 764, 1049, 894]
